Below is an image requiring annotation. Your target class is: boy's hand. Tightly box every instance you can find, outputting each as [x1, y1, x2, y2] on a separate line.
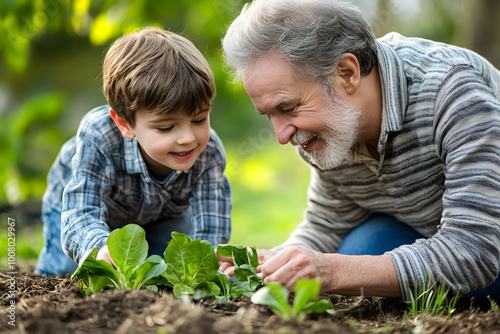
[217, 252, 235, 276]
[96, 245, 116, 268]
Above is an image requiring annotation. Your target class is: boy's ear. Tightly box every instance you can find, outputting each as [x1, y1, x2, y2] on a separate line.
[109, 109, 136, 140]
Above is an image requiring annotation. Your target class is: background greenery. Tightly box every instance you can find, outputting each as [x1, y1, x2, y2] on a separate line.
[1, 0, 499, 266]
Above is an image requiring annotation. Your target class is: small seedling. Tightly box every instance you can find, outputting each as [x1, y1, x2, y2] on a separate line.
[71, 226, 266, 301]
[71, 224, 167, 295]
[216, 244, 264, 297]
[161, 231, 220, 298]
[251, 278, 335, 322]
[406, 274, 461, 317]
[488, 295, 499, 313]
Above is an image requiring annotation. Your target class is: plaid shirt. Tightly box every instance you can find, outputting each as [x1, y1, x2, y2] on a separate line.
[279, 33, 500, 300]
[42, 106, 231, 263]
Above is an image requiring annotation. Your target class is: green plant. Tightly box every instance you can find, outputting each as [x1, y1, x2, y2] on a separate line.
[216, 244, 264, 296]
[488, 295, 499, 312]
[72, 227, 266, 300]
[251, 278, 335, 322]
[161, 231, 220, 298]
[162, 234, 265, 301]
[71, 224, 167, 295]
[406, 275, 461, 317]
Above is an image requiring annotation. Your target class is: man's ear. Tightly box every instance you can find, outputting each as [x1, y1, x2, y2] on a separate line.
[334, 53, 361, 95]
[109, 109, 135, 140]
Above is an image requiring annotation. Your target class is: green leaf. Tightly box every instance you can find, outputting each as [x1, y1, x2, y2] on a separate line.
[71, 248, 121, 289]
[292, 278, 321, 316]
[185, 239, 219, 282]
[132, 255, 168, 290]
[217, 244, 258, 268]
[173, 283, 195, 298]
[303, 300, 335, 314]
[216, 244, 263, 290]
[164, 232, 192, 279]
[108, 224, 148, 276]
[205, 281, 221, 297]
[163, 232, 219, 296]
[251, 283, 290, 318]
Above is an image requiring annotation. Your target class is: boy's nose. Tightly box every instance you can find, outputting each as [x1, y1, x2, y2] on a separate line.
[177, 126, 196, 145]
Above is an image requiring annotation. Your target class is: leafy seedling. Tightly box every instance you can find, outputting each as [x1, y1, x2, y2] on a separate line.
[162, 232, 220, 298]
[71, 224, 167, 295]
[251, 278, 335, 322]
[216, 244, 264, 297]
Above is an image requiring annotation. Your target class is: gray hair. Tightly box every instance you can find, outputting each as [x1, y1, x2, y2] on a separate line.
[222, 0, 378, 89]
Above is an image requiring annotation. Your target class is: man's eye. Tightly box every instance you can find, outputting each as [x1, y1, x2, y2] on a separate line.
[281, 106, 297, 114]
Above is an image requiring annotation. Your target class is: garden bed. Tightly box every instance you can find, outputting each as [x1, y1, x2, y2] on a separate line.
[1, 270, 500, 333]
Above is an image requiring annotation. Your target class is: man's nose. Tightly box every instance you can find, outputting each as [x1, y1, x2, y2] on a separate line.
[271, 115, 296, 145]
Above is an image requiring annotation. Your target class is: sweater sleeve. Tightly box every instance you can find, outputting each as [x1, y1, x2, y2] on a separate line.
[389, 65, 500, 300]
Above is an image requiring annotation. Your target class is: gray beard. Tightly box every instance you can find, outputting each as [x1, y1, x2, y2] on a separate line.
[291, 100, 362, 170]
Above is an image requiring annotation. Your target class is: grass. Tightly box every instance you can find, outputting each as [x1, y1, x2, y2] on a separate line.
[406, 274, 461, 317]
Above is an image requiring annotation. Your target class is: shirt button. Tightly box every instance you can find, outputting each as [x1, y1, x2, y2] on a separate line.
[166, 185, 173, 191]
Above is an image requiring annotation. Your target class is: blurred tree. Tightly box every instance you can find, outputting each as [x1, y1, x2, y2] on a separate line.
[0, 0, 257, 204]
[462, 0, 500, 68]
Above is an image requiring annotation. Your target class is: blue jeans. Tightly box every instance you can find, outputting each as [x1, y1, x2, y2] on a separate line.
[35, 209, 192, 276]
[337, 214, 500, 301]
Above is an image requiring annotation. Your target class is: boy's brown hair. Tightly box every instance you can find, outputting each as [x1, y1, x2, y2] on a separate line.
[103, 27, 215, 126]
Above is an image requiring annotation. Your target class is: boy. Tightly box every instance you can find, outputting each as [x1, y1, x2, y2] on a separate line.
[36, 27, 231, 275]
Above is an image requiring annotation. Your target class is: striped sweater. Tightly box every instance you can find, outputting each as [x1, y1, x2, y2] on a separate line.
[279, 32, 500, 300]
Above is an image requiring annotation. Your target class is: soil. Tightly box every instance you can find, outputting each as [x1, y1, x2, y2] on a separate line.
[1, 270, 500, 334]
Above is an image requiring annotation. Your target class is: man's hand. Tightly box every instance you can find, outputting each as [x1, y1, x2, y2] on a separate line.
[96, 245, 116, 268]
[261, 246, 401, 298]
[261, 246, 335, 291]
[217, 247, 276, 276]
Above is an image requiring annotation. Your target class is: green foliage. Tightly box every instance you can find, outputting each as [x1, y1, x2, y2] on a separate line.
[162, 231, 220, 298]
[72, 225, 264, 301]
[0, 0, 255, 205]
[71, 224, 167, 295]
[488, 295, 499, 313]
[251, 278, 335, 322]
[406, 275, 461, 317]
[0, 94, 65, 204]
[216, 244, 263, 296]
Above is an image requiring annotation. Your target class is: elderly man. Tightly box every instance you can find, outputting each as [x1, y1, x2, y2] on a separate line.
[219, 0, 500, 302]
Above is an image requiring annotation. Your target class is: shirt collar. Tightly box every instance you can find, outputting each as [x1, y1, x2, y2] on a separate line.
[124, 137, 147, 174]
[375, 38, 408, 153]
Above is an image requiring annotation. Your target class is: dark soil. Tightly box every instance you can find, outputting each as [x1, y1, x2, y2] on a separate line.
[1, 270, 500, 334]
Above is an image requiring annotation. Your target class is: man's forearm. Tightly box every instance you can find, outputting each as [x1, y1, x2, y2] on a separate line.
[326, 253, 401, 298]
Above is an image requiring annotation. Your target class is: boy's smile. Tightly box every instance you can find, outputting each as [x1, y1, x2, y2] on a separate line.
[110, 108, 211, 176]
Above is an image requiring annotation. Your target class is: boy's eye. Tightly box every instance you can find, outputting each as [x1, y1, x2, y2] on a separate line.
[157, 126, 173, 132]
[192, 117, 208, 124]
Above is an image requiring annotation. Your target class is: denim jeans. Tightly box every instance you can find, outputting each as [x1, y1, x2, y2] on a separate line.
[35, 209, 192, 276]
[336, 214, 500, 301]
